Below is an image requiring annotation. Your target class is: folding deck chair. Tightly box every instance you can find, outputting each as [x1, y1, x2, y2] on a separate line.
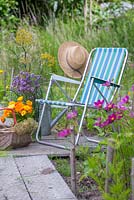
[36, 48, 128, 149]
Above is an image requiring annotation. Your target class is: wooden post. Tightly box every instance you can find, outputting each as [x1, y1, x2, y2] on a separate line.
[105, 138, 115, 193]
[70, 128, 77, 196]
[131, 158, 134, 200]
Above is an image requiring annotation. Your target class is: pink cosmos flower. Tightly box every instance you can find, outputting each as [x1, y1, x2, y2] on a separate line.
[120, 95, 129, 104]
[116, 104, 127, 111]
[94, 99, 104, 109]
[66, 110, 78, 119]
[101, 119, 110, 127]
[131, 85, 134, 91]
[94, 117, 102, 127]
[108, 113, 116, 123]
[129, 111, 134, 118]
[115, 112, 123, 120]
[105, 102, 114, 111]
[58, 128, 72, 137]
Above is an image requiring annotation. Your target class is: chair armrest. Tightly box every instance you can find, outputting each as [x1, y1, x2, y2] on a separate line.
[51, 74, 81, 85]
[91, 76, 120, 88]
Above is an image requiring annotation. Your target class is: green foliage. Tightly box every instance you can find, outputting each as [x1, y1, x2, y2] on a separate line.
[0, 0, 19, 27]
[83, 132, 134, 199]
[76, 146, 90, 161]
[83, 148, 106, 191]
[52, 158, 71, 177]
[0, 151, 7, 157]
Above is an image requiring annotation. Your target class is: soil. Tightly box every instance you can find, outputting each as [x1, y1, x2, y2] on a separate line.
[52, 159, 103, 200]
[64, 174, 102, 200]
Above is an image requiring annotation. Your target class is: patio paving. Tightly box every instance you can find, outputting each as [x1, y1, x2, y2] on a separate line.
[0, 134, 101, 200]
[0, 155, 77, 200]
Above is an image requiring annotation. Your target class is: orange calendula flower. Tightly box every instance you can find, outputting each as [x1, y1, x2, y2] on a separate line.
[3, 110, 12, 117]
[1, 97, 34, 123]
[15, 102, 24, 112]
[0, 116, 5, 123]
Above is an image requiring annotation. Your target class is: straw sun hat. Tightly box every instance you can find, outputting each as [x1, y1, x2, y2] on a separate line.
[58, 41, 89, 79]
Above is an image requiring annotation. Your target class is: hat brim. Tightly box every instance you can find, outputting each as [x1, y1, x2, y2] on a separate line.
[58, 41, 89, 79]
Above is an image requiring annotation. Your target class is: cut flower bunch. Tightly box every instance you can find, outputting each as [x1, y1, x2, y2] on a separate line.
[0, 96, 38, 150]
[0, 96, 33, 124]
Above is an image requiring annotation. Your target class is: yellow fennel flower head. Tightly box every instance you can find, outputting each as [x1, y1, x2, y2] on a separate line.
[26, 100, 33, 106]
[0, 70, 4, 74]
[15, 28, 33, 46]
[40, 53, 55, 67]
[17, 96, 23, 102]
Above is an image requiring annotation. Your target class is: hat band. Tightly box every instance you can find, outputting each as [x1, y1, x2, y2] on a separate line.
[66, 53, 82, 78]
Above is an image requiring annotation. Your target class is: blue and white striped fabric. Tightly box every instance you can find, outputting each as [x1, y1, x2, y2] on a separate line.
[36, 99, 84, 107]
[80, 48, 127, 105]
[36, 99, 73, 106]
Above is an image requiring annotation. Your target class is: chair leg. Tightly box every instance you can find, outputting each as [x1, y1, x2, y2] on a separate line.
[36, 103, 70, 150]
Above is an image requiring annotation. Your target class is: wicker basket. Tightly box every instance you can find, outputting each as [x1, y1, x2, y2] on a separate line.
[0, 125, 32, 150]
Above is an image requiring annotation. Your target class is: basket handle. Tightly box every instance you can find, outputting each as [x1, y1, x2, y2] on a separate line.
[0, 107, 17, 126]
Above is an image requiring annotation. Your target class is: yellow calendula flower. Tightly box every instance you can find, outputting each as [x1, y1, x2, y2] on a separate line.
[26, 100, 33, 106]
[8, 104, 15, 109]
[0, 70, 4, 74]
[23, 105, 32, 111]
[9, 101, 16, 105]
[17, 96, 23, 102]
[20, 110, 27, 116]
[15, 28, 33, 46]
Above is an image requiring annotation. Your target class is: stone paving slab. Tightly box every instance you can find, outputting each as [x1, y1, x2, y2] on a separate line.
[7, 135, 100, 157]
[0, 155, 77, 200]
[7, 141, 70, 157]
[0, 156, 31, 200]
